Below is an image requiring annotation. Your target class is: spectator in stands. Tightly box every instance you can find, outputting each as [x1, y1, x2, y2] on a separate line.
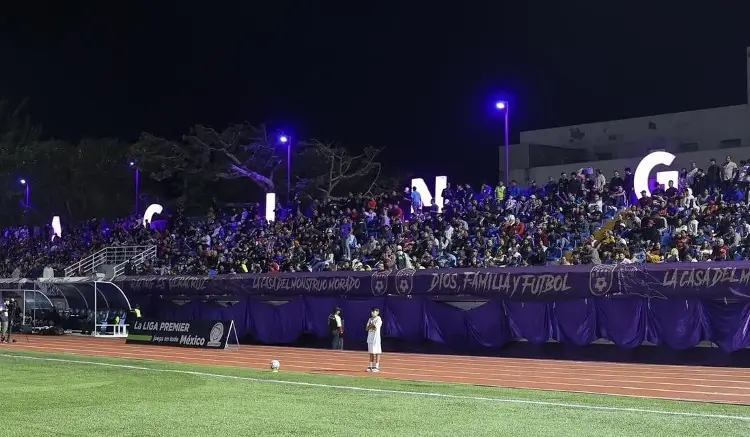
[722, 155, 738, 191]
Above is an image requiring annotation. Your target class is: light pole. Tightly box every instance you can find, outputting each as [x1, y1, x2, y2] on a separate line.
[129, 161, 140, 216]
[279, 135, 291, 201]
[495, 101, 510, 186]
[19, 179, 29, 211]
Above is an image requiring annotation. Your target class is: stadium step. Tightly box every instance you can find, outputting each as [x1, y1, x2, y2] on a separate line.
[64, 245, 157, 278]
[562, 211, 625, 262]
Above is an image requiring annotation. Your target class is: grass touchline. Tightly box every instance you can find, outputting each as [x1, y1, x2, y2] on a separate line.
[2, 352, 749, 422]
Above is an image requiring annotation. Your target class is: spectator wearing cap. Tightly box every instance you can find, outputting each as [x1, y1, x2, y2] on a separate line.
[395, 245, 413, 269]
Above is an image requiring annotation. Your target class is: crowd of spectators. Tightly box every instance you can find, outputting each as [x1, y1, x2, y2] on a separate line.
[575, 155, 750, 264]
[1, 154, 750, 277]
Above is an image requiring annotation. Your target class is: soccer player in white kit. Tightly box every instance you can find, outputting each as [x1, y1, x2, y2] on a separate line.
[366, 307, 382, 372]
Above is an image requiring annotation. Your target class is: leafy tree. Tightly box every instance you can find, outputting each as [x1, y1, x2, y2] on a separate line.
[0, 97, 136, 224]
[0, 98, 42, 146]
[0, 98, 44, 225]
[132, 123, 293, 207]
[55, 138, 133, 219]
[7, 138, 133, 223]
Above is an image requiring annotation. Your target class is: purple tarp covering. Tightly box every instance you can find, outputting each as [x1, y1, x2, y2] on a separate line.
[138, 296, 750, 353]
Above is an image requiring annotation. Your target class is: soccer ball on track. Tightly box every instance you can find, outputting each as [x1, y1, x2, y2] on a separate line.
[270, 360, 280, 372]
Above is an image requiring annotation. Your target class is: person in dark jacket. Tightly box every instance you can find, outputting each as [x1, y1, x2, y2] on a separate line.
[0, 301, 8, 343]
[328, 307, 343, 350]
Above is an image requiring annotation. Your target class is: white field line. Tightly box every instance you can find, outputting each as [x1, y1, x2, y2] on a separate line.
[1, 353, 749, 423]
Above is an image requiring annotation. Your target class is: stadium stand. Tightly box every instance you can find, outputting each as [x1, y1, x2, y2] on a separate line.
[1, 158, 750, 279]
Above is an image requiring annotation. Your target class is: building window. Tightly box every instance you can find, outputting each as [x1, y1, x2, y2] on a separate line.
[679, 142, 699, 152]
[719, 139, 742, 149]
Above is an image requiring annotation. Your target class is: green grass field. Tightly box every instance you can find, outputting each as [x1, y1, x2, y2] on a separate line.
[1, 351, 749, 437]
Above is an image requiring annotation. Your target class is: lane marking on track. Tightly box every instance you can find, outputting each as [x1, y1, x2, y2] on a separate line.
[8, 343, 750, 396]
[2, 353, 749, 422]
[17, 337, 750, 378]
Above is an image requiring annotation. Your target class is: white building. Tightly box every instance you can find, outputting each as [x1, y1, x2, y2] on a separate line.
[500, 48, 750, 184]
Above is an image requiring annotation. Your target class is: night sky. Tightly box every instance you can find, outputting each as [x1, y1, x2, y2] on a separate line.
[1, 3, 749, 184]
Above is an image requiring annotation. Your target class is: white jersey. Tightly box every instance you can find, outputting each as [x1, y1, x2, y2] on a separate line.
[366, 316, 382, 344]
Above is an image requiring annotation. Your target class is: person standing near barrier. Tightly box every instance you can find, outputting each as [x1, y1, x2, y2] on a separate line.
[0, 300, 9, 343]
[328, 307, 343, 350]
[129, 305, 142, 321]
[366, 307, 382, 372]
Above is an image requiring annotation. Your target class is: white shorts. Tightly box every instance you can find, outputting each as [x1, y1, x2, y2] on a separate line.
[367, 342, 382, 355]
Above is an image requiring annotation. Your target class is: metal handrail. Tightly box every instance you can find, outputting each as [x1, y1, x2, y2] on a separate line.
[112, 245, 157, 278]
[64, 245, 157, 277]
[64, 247, 108, 277]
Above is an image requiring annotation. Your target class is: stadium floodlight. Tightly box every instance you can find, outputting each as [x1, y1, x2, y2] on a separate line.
[494, 101, 510, 185]
[279, 134, 292, 200]
[19, 179, 30, 210]
[129, 161, 140, 215]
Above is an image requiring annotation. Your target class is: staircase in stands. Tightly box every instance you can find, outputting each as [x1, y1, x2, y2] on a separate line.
[64, 245, 157, 278]
[563, 211, 627, 262]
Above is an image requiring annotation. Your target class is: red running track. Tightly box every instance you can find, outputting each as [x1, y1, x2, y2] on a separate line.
[2, 336, 750, 405]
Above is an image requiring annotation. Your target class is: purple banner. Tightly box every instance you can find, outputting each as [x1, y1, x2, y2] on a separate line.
[115, 261, 750, 301]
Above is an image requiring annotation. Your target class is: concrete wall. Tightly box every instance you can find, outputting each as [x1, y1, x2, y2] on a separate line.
[520, 105, 750, 160]
[509, 145, 750, 185]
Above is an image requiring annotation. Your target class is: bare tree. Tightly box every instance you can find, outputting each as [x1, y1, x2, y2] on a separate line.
[371, 173, 410, 196]
[298, 140, 384, 199]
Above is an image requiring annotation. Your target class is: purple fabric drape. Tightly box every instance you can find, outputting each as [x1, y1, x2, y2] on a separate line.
[646, 299, 708, 350]
[596, 298, 647, 349]
[552, 299, 598, 346]
[702, 301, 750, 352]
[151, 297, 750, 353]
[505, 301, 553, 345]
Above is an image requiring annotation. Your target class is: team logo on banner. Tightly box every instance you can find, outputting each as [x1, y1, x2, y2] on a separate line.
[588, 264, 615, 296]
[370, 270, 390, 296]
[207, 322, 225, 347]
[395, 268, 416, 295]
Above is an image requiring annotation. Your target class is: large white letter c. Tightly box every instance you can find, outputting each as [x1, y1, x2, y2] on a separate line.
[634, 151, 677, 199]
[142, 203, 164, 228]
